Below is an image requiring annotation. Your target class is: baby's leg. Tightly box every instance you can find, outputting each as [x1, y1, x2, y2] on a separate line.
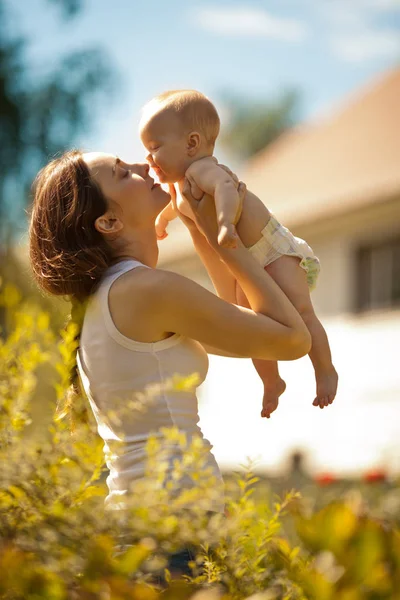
[265, 256, 338, 408]
[235, 283, 286, 419]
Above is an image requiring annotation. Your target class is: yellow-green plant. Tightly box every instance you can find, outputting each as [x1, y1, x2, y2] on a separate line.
[1, 283, 400, 600]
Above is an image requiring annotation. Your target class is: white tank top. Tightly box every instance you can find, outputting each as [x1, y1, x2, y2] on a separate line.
[77, 259, 224, 513]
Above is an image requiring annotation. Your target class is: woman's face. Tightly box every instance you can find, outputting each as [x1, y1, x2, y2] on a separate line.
[83, 152, 170, 230]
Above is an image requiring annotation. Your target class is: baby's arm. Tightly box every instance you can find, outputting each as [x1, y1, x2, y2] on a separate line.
[186, 158, 242, 248]
[155, 199, 178, 240]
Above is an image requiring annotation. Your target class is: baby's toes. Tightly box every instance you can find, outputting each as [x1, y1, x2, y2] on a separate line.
[328, 393, 335, 404]
[318, 396, 330, 408]
[262, 401, 276, 418]
[315, 397, 325, 408]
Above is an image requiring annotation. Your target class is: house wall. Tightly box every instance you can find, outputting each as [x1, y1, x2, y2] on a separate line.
[285, 194, 400, 317]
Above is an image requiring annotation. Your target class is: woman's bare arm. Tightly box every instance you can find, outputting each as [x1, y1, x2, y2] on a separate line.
[175, 180, 308, 338]
[189, 225, 236, 304]
[134, 244, 311, 361]
[178, 178, 247, 304]
[145, 183, 310, 359]
[180, 223, 246, 357]
[112, 244, 310, 360]
[113, 183, 310, 361]
[200, 343, 246, 358]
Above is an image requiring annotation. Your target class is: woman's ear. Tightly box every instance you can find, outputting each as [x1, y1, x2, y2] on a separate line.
[187, 131, 201, 156]
[94, 213, 123, 236]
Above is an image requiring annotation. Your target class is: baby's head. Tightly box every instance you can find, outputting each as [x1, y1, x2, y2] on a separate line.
[139, 89, 220, 183]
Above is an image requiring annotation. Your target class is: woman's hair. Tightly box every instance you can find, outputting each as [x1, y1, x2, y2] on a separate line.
[29, 149, 115, 302]
[29, 149, 116, 419]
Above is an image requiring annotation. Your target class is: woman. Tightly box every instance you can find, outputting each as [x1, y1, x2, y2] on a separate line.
[29, 150, 310, 574]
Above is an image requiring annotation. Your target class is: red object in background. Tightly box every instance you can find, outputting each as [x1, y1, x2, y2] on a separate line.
[314, 473, 336, 486]
[364, 469, 387, 483]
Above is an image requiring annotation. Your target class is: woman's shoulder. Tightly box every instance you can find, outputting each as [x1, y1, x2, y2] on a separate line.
[107, 266, 191, 343]
[109, 265, 184, 310]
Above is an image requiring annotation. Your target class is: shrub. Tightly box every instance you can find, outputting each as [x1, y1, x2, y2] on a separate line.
[0, 284, 399, 599]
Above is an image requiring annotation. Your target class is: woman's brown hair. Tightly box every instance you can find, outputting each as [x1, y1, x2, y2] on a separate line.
[29, 150, 116, 421]
[29, 149, 114, 301]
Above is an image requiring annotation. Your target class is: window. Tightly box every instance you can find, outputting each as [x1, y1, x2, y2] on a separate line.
[356, 236, 400, 311]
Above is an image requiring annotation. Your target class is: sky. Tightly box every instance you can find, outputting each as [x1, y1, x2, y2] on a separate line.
[7, 0, 400, 166]
[6, 0, 400, 475]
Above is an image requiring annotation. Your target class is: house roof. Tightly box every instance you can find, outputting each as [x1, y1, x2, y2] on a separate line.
[243, 68, 400, 228]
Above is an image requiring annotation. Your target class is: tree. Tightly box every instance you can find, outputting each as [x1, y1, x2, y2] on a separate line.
[0, 0, 117, 248]
[219, 89, 301, 161]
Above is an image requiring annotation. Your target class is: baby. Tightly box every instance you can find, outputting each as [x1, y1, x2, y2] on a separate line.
[139, 90, 338, 418]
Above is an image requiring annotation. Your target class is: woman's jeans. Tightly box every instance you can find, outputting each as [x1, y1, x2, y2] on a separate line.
[113, 509, 224, 585]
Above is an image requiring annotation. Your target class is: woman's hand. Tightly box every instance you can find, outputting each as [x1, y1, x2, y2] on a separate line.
[169, 181, 218, 243]
[208, 156, 241, 188]
[215, 161, 240, 188]
[173, 178, 246, 248]
[180, 179, 220, 245]
[168, 184, 198, 233]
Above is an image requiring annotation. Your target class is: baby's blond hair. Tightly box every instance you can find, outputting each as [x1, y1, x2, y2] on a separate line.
[142, 89, 220, 147]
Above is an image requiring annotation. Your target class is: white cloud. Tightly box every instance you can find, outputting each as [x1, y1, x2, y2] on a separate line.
[192, 6, 309, 42]
[318, 0, 400, 18]
[319, 5, 367, 28]
[314, 0, 400, 63]
[331, 28, 400, 62]
[317, 0, 400, 28]
[363, 0, 400, 11]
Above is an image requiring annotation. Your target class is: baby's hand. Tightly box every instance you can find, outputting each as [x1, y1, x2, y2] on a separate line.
[155, 191, 180, 240]
[155, 213, 169, 240]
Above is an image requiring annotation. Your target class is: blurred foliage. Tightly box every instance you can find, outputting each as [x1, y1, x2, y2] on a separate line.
[220, 90, 300, 161]
[48, 0, 84, 19]
[1, 285, 400, 599]
[0, 249, 69, 335]
[0, 0, 117, 247]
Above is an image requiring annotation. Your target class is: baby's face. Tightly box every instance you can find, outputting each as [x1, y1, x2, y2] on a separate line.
[140, 110, 190, 184]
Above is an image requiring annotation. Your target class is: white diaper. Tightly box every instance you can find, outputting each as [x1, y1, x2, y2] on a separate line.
[248, 214, 320, 290]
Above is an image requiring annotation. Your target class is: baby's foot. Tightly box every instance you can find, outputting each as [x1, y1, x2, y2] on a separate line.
[261, 378, 286, 418]
[312, 367, 338, 409]
[218, 224, 238, 248]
